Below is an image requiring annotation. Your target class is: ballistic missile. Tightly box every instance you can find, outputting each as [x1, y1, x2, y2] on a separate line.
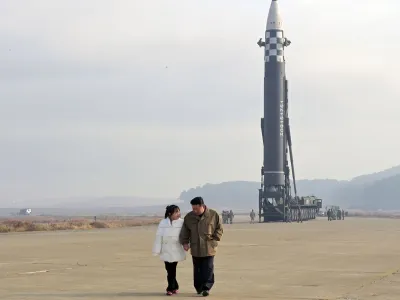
[258, 1, 320, 223]
[258, 0, 291, 189]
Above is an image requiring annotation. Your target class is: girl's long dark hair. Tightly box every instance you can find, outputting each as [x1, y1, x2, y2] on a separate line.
[165, 205, 180, 219]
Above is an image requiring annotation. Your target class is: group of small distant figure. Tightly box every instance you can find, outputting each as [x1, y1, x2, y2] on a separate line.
[221, 209, 259, 224]
[221, 210, 234, 224]
[222, 209, 258, 224]
[327, 208, 345, 221]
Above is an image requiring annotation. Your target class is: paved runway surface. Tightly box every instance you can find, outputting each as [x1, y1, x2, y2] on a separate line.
[1, 217, 400, 299]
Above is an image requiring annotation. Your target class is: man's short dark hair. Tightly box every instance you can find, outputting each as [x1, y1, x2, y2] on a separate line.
[190, 197, 204, 206]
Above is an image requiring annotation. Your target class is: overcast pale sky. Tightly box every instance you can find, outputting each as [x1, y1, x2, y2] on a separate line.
[1, 0, 399, 202]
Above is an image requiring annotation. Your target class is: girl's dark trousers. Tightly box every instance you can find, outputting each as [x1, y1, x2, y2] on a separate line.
[164, 261, 179, 291]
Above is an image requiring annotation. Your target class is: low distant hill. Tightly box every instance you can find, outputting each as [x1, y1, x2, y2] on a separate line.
[179, 165, 400, 211]
[350, 165, 400, 185]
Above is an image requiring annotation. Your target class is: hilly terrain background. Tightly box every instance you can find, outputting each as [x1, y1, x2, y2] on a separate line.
[2, 165, 400, 217]
[179, 165, 400, 211]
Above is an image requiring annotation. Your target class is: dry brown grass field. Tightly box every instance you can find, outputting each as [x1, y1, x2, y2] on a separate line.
[0, 216, 161, 233]
[1, 216, 400, 300]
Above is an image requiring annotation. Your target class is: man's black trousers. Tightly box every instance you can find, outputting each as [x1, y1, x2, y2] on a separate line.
[164, 262, 179, 292]
[192, 256, 215, 292]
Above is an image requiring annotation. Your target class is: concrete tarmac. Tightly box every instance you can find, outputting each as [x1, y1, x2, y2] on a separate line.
[1, 217, 400, 299]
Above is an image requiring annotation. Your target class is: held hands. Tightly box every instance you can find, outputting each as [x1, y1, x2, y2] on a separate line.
[183, 244, 190, 251]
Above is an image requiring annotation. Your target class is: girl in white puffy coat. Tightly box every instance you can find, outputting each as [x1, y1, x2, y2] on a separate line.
[152, 205, 186, 296]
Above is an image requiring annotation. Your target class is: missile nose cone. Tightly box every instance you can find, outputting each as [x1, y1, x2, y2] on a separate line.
[267, 0, 283, 30]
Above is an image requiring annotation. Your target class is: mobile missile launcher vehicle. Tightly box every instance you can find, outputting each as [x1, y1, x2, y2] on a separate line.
[297, 196, 322, 219]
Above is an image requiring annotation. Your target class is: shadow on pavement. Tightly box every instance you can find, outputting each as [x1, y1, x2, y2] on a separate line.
[12, 291, 194, 298]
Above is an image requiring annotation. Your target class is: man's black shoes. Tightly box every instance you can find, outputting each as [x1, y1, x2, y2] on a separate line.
[202, 290, 209, 297]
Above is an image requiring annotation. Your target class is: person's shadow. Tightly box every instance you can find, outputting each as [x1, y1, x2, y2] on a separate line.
[117, 292, 195, 297]
[12, 291, 195, 298]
